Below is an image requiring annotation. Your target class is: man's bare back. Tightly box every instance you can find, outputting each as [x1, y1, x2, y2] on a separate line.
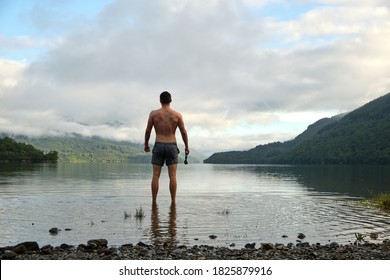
[144, 101, 188, 154]
[144, 91, 189, 205]
[148, 107, 184, 143]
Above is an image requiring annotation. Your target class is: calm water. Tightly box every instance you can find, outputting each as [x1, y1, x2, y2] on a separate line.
[1, 163, 390, 248]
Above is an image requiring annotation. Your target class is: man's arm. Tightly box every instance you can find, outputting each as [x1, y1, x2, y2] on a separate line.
[144, 112, 154, 152]
[178, 114, 189, 154]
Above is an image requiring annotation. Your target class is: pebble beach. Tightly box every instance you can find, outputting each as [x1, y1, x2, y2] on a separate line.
[2, 238, 390, 260]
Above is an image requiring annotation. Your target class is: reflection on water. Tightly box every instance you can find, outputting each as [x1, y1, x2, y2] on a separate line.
[0, 163, 389, 248]
[150, 204, 177, 247]
[220, 164, 390, 196]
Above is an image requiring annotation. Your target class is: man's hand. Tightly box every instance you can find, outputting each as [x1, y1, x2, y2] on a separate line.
[144, 145, 150, 152]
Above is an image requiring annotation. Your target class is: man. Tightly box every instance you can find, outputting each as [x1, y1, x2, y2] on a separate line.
[144, 91, 189, 205]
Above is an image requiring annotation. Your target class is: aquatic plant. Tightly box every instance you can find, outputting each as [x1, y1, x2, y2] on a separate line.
[354, 233, 366, 244]
[358, 192, 390, 212]
[135, 207, 145, 220]
[218, 208, 231, 215]
[124, 211, 131, 219]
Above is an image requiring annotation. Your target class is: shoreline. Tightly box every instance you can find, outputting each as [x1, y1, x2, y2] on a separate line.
[1, 239, 390, 260]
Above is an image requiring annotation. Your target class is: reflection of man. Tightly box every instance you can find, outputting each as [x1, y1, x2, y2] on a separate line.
[150, 204, 177, 247]
[144, 91, 189, 205]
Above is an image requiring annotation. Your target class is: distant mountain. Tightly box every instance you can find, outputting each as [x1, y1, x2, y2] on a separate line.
[204, 92, 390, 164]
[0, 134, 203, 163]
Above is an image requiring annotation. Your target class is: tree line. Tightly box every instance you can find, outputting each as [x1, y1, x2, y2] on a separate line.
[0, 137, 58, 163]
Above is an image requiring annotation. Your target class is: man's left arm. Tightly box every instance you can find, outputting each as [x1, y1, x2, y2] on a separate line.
[178, 114, 189, 154]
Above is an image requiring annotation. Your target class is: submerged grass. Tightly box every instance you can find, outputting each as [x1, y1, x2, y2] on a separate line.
[135, 207, 145, 220]
[358, 193, 390, 212]
[217, 208, 231, 216]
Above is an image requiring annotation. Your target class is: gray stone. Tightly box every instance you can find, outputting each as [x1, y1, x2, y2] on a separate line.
[49, 228, 59, 235]
[245, 243, 256, 249]
[261, 243, 274, 251]
[297, 233, 306, 239]
[88, 239, 108, 248]
[3, 250, 17, 259]
[41, 245, 53, 254]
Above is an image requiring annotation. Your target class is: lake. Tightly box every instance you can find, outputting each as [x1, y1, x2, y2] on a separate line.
[0, 163, 390, 248]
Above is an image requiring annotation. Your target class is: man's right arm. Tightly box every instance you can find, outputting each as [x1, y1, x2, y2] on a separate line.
[144, 112, 154, 152]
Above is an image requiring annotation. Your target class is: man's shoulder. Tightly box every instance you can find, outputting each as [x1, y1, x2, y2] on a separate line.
[150, 109, 161, 115]
[170, 108, 182, 116]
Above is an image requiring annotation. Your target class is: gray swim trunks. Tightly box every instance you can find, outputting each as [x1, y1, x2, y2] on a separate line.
[152, 142, 180, 166]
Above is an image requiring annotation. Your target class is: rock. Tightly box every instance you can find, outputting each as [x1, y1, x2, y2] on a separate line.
[2, 250, 17, 259]
[4, 239, 390, 260]
[86, 241, 98, 249]
[49, 228, 59, 235]
[261, 243, 274, 251]
[97, 248, 115, 255]
[12, 244, 26, 254]
[22, 241, 40, 251]
[88, 239, 108, 248]
[60, 243, 74, 250]
[297, 233, 306, 239]
[77, 244, 88, 251]
[13, 242, 40, 253]
[209, 235, 217, 239]
[245, 243, 256, 249]
[172, 248, 186, 255]
[282, 235, 288, 238]
[41, 245, 53, 254]
[136, 241, 149, 248]
[138, 248, 150, 257]
[296, 242, 310, 248]
[370, 233, 378, 240]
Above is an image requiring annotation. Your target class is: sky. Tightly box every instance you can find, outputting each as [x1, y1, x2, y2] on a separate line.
[1, 0, 390, 156]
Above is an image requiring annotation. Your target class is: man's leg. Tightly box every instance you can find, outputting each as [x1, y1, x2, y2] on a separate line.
[167, 164, 178, 205]
[152, 164, 162, 205]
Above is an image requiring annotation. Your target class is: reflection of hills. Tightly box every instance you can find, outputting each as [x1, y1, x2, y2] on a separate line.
[244, 165, 390, 197]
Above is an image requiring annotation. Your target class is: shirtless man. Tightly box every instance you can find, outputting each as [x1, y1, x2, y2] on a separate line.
[144, 91, 189, 205]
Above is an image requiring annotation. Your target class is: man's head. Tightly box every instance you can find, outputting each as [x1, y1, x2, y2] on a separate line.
[160, 91, 172, 105]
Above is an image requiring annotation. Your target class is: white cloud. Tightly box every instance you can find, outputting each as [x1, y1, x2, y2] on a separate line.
[1, 0, 390, 155]
[0, 60, 27, 88]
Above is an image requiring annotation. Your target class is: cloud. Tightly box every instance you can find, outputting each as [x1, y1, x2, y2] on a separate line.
[1, 0, 390, 155]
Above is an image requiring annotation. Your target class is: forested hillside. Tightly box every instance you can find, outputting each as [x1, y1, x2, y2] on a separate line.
[10, 134, 148, 163]
[2, 134, 203, 163]
[205, 92, 390, 164]
[0, 137, 58, 163]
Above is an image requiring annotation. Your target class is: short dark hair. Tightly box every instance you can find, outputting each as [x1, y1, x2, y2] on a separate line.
[160, 91, 172, 104]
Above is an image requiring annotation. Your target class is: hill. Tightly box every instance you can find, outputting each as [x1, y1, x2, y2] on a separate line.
[204, 92, 390, 164]
[12, 134, 147, 163]
[0, 137, 58, 163]
[1, 134, 203, 163]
